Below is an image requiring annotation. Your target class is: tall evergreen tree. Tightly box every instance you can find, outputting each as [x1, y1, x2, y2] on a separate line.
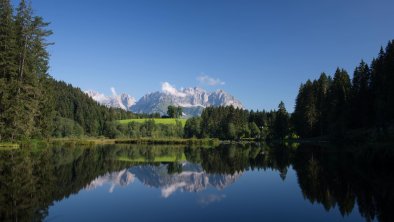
[0, 0, 53, 140]
[184, 117, 201, 138]
[4, 0, 38, 139]
[273, 101, 289, 139]
[327, 68, 351, 137]
[315, 73, 331, 136]
[350, 60, 373, 128]
[383, 41, 394, 126]
[30, 13, 54, 137]
[0, 0, 17, 140]
[370, 48, 387, 131]
[167, 105, 182, 118]
[0, 0, 16, 80]
[293, 80, 318, 138]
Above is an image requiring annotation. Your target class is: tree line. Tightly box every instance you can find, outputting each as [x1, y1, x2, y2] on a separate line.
[184, 40, 394, 141]
[292, 40, 394, 139]
[184, 104, 293, 140]
[166, 105, 182, 118]
[104, 119, 184, 139]
[0, 0, 155, 141]
[1, 143, 392, 221]
[0, 0, 53, 140]
[0, 0, 291, 142]
[1, 0, 393, 142]
[50, 80, 142, 138]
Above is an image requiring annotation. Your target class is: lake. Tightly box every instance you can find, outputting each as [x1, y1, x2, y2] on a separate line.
[0, 143, 392, 222]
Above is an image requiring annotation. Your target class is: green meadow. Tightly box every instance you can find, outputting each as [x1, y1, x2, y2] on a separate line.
[117, 118, 187, 126]
[0, 143, 20, 150]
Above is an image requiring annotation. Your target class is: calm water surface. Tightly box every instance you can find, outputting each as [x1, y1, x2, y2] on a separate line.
[0, 143, 392, 221]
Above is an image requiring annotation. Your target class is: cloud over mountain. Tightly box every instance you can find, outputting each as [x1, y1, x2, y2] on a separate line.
[161, 82, 186, 97]
[197, 74, 225, 86]
[85, 83, 243, 116]
[85, 88, 136, 111]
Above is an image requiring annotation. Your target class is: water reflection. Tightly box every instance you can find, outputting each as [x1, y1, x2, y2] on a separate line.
[197, 193, 227, 206]
[86, 169, 135, 193]
[0, 143, 393, 222]
[88, 163, 242, 197]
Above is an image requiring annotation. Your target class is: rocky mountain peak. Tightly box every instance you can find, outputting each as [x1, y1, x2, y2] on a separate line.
[85, 83, 243, 116]
[84, 89, 135, 110]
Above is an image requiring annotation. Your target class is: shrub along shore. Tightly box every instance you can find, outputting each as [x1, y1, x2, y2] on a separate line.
[49, 137, 222, 146]
[115, 138, 220, 146]
[0, 143, 20, 150]
[1, 137, 257, 149]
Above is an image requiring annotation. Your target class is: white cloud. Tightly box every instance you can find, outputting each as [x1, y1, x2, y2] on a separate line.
[110, 87, 118, 97]
[198, 194, 226, 206]
[110, 87, 127, 110]
[197, 74, 225, 86]
[161, 82, 186, 97]
[161, 182, 187, 198]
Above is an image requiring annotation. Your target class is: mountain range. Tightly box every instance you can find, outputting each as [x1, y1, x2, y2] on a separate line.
[85, 88, 136, 111]
[85, 82, 243, 116]
[86, 163, 242, 198]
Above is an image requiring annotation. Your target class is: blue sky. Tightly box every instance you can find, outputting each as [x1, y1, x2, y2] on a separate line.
[14, 0, 394, 111]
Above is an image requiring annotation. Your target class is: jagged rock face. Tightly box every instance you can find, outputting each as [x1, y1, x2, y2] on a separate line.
[85, 163, 242, 197]
[131, 87, 243, 116]
[86, 169, 135, 193]
[120, 93, 136, 110]
[85, 90, 135, 110]
[128, 163, 242, 197]
[85, 85, 243, 116]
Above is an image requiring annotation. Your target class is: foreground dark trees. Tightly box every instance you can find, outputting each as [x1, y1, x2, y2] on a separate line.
[0, 0, 142, 141]
[292, 41, 394, 139]
[194, 41, 394, 141]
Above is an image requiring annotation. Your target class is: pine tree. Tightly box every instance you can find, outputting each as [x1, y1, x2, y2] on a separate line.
[0, 0, 18, 140]
[315, 73, 331, 136]
[273, 101, 289, 139]
[293, 80, 317, 137]
[29, 13, 54, 138]
[0, 0, 53, 140]
[327, 68, 351, 137]
[350, 60, 373, 128]
[370, 48, 387, 131]
[304, 80, 318, 136]
[383, 41, 394, 126]
[249, 122, 260, 138]
[0, 0, 16, 140]
[370, 42, 394, 132]
[0, 0, 17, 80]
[3, 0, 37, 139]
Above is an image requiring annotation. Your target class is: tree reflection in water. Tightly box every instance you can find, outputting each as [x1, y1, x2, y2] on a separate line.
[0, 143, 393, 222]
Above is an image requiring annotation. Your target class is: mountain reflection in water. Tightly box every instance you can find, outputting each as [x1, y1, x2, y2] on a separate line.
[0, 143, 393, 222]
[87, 163, 241, 197]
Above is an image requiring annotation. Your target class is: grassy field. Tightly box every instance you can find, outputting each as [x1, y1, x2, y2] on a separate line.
[0, 142, 20, 150]
[117, 118, 187, 126]
[49, 138, 116, 146]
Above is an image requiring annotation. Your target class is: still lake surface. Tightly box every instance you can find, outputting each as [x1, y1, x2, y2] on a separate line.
[0, 143, 392, 222]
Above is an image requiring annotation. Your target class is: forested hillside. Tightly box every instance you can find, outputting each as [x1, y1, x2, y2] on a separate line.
[0, 0, 136, 141]
[0, 0, 52, 140]
[184, 105, 290, 140]
[50, 80, 137, 138]
[1, 0, 393, 142]
[292, 40, 394, 139]
[184, 41, 394, 141]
